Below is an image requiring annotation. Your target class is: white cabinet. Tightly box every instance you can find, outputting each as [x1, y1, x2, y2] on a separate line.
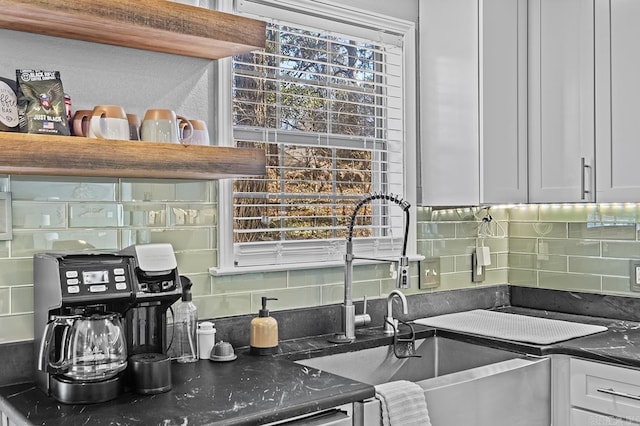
[595, 0, 640, 202]
[528, 0, 595, 203]
[572, 408, 640, 426]
[568, 357, 640, 425]
[419, 0, 527, 206]
[529, 0, 640, 204]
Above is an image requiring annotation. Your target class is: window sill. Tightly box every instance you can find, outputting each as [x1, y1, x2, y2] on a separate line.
[209, 254, 425, 276]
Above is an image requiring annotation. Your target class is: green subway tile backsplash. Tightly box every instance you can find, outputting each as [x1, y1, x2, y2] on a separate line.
[0, 288, 9, 315]
[542, 239, 601, 256]
[250, 286, 321, 311]
[568, 222, 636, 240]
[0, 313, 33, 343]
[538, 271, 602, 292]
[120, 180, 211, 202]
[212, 271, 288, 294]
[509, 269, 538, 286]
[568, 256, 629, 277]
[602, 241, 640, 259]
[509, 222, 567, 239]
[122, 203, 167, 227]
[0, 259, 32, 287]
[6, 185, 640, 344]
[69, 203, 123, 228]
[140, 228, 210, 250]
[193, 293, 252, 319]
[10, 286, 33, 314]
[288, 267, 344, 287]
[602, 276, 632, 294]
[12, 202, 65, 229]
[11, 177, 117, 201]
[508, 237, 538, 253]
[509, 205, 540, 221]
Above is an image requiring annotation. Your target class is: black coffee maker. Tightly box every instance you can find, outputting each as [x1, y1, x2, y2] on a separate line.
[34, 243, 182, 404]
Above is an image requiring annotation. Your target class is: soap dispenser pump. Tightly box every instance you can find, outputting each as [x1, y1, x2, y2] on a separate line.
[250, 297, 279, 355]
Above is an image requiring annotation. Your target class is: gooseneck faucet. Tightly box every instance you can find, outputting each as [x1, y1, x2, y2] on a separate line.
[330, 193, 411, 344]
[384, 289, 408, 334]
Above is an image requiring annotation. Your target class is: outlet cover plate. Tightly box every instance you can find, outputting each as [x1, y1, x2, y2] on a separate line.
[630, 260, 640, 292]
[420, 257, 440, 289]
[472, 251, 485, 283]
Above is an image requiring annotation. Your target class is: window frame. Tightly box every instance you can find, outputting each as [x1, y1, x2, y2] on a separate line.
[211, 0, 418, 275]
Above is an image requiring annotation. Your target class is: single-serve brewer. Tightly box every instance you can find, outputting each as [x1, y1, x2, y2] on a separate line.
[34, 243, 183, 404]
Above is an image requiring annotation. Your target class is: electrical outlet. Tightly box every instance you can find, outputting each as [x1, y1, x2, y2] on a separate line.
[630, 260, 640, 292]
[420, 257, 440, 289]
[472, 251, 485, 283]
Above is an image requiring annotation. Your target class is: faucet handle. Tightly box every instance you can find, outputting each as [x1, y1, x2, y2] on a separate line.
[354, 296, 371, 327]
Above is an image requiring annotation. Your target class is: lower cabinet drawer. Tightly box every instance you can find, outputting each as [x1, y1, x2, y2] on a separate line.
[571, 358, 640, 422]
[571, 408, 640, 425]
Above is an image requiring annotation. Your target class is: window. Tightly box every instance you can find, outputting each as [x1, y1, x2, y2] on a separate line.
[216, 0, 416, 270]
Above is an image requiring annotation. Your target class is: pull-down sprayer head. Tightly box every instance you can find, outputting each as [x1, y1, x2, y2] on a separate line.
[346, 192, 411, 289]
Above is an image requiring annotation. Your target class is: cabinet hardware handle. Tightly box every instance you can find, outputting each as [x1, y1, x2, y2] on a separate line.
[581, 157, 591, 200]
[597, 387, 640, 402]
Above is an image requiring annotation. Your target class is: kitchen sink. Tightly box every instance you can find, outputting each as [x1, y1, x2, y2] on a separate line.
[296, 337, 550, 426]
[297, 336, 519, 386]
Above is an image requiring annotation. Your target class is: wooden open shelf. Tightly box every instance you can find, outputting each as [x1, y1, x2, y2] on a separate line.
[0, 1, 267, 180]
[0, 0, 266, 60]
[0, 133, 266, 180]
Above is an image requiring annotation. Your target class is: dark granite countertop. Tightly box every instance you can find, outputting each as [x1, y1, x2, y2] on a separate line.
[494, 306, 640, 367]
[4, 305, 640, 425]
[0, 351, 373, 426]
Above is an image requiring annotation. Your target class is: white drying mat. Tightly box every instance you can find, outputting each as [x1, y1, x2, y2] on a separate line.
[414, 309, 608, 345]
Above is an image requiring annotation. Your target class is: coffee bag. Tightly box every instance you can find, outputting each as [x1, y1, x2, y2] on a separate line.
[16, 69, 70, 136]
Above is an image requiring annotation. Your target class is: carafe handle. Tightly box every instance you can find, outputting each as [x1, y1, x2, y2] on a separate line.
[37, 317, 75, 374]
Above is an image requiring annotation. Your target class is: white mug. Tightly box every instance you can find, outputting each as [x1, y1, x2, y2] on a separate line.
[141, 109, 193, 144]
[181, 119, 209, 145]
[89, 105, 129, 140]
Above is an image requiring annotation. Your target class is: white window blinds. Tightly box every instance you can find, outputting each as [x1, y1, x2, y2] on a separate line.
[230, 4, 407, 267]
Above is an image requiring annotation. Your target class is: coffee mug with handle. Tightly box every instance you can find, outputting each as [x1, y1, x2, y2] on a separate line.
[181, 119, 209, 145]
[72, 109, 93, 137]
[127, 113, 141, 141]
[89, 105, 129, 140]
[140, 109, 193, 144]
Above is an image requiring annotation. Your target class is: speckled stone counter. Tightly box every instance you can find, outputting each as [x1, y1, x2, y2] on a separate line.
[0, 351, 374, 426]
[5, 285, 640, 426]
[495, 306, 640, 367]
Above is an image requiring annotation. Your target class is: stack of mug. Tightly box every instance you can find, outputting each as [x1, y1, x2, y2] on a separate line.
[72, 105, 210, 145]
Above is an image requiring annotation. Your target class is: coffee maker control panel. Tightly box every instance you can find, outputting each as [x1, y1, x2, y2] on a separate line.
[57, 255, 135, 303]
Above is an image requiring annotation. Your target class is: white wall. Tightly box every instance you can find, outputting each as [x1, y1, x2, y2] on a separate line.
[0, 30, 214, 124]
[336, 0, 418, 22]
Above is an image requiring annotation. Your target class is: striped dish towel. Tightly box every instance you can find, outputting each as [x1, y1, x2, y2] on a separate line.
[374, 380, 431, 426]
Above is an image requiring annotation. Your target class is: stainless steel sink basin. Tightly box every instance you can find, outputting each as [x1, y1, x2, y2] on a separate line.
[296, 337, 551, 426]
[296, 337, 518, 386]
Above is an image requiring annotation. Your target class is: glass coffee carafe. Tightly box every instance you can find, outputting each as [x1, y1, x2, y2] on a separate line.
[39, 312, 128, 382]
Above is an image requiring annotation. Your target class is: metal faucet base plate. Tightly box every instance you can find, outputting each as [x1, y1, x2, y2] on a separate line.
[328, 333, 355, 344]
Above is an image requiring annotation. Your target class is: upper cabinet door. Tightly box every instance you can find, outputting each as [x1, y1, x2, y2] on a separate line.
[419, 0, 527, 206]
[595, 0, 640, 202]
[528, 0, 595, 203]
[480, 0, 528, 205]
[419, 0, 480, 206]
